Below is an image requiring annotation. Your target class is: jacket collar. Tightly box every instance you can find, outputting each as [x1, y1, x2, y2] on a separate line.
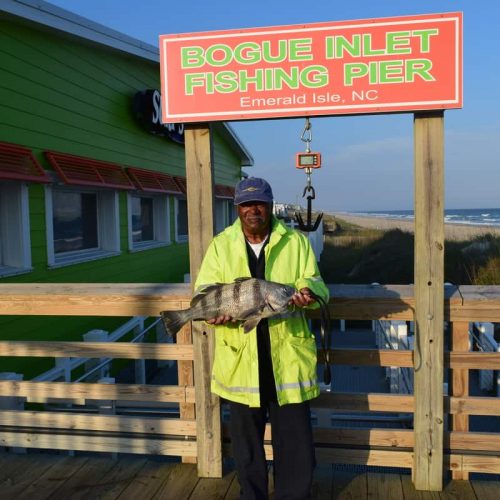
[228, 216, 289, 244]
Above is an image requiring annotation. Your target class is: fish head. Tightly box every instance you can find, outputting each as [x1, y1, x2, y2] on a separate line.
[266, 283, 296, 311]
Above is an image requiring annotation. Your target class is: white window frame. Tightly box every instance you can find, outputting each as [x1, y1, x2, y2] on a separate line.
[0, 181, 32, 277]
[127, 193, 170, 252]
[174, 196, 188, 243]
[45, 185, 120, 268]
[215, 198, 235, 234]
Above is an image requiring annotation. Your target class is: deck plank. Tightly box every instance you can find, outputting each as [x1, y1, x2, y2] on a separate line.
[367, 472, 403, 499]
[400, 474, 443, 499]
[45, 455, 120, 500]
[16, 455, 89, 500]
[0, 453, 498, 499]
[331, 470, 367, 499]
[311, 463, 333, 499]
[224, 472, 241, 499]
[0, 453, 60, 499]
[116, 460, 177, 499]
[470, 479, 500, 500]
[151, 463, 199, 499]
[441, 479, 478, 499]
[85, 456, 148, 500]
[189, 469, 236, 499]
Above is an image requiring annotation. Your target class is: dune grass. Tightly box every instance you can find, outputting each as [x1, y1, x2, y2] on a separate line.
[319, 215, 500, 285]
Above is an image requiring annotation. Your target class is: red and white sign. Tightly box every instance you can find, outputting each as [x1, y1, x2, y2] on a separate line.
[159, 12, 462, 123]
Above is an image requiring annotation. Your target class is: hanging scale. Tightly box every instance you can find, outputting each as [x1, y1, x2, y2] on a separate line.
[294, 117, 323, 232]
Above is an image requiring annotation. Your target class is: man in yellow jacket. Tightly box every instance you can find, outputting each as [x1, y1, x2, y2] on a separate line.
[195, 177, 329, 499]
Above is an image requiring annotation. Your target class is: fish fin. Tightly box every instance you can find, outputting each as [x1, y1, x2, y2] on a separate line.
[242, 316, 262, 333]
[160, 310, 190, 337]
[234, 277, 252, 282]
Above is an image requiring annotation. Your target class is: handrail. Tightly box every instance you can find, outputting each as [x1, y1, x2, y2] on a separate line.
[1, 283, 500, 321]
[0, 283, 499, 479]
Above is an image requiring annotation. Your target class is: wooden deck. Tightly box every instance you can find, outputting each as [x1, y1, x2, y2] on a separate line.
[1, 452, 498, 499]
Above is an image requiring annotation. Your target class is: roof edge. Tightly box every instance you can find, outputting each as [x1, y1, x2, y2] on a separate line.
[213, 123, 254, 167]
[0, 0, 159, 62]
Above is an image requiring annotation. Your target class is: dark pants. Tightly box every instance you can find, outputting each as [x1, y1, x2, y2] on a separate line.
[229, 400, 315, 500]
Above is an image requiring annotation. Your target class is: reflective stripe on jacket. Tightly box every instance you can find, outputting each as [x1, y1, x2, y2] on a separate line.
[195, 216, 329, 407]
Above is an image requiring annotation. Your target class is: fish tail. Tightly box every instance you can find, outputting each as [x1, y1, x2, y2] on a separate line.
[160, 310, 191, 337]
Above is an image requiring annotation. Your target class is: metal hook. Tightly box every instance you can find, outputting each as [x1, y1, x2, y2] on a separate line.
[295, 181, 323, 232]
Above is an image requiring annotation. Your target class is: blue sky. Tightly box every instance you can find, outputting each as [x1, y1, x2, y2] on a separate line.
[48, 1, 500, 211]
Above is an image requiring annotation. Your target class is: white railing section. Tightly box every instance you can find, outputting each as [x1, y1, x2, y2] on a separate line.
[472, 322, 500, 396]
[374, 319, 414, 394]
[33, 316, 151, 383]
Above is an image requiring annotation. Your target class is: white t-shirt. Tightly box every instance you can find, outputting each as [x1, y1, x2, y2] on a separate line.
[247, 234, 269, 258]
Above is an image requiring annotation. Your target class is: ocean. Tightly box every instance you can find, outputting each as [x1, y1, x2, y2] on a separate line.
[353, 208, 500, 227]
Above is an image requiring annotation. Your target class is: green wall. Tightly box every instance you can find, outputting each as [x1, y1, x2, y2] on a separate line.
[0, 16, 244, 378]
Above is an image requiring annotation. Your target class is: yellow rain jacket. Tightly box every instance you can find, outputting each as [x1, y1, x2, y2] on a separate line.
[195, 216, 329, 407]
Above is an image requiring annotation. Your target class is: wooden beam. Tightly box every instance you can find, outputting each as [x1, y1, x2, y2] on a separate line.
[314, 449, 414, 468]
[413, 111, 445, 491]
[450, 321, 470, 480]
[314, 392, 414, 412]
[0, 380, 195, 404]
[0, 341, 193, 360]
[320, 348, 413, 367]
[1, 341, 497, 370]
[319, 348, 500, 370]
[0, 283, 191, 316]
[177, 323, 196, 463]
[184, 123, 222, 478]
[0, 431, 197, 456]
[1, 283, 500, 321]
[0, 410, 197, 436]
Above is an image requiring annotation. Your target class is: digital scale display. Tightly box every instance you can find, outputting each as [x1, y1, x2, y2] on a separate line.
[296, 152, 321, 169]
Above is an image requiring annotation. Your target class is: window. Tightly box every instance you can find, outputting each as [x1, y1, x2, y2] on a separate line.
[215, 198, 236, 234]
[0, 182, 31, 276]
[45, 186, 120, 267]
[128, 193, 169, 251]
[175, 197, 188, 242]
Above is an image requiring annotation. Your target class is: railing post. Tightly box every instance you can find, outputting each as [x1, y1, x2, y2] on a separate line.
[177, 322, 196, 464]
[185, 123, 222, 477]
[450, 321, 470, 480]
[413, 111, 445, 491]
[0, 372, 26, 453]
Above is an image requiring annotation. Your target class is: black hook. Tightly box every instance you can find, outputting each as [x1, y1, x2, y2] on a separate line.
[294, 184, 323, 232]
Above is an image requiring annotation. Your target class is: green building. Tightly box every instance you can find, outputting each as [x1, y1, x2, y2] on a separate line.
[0, 0, 253, 378]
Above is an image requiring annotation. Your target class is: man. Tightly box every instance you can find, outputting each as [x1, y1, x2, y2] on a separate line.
[195, 177, 329, 499]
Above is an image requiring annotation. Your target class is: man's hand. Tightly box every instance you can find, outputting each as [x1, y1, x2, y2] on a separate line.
[206, 315, 233, 325]
[290, 288, 316, 308]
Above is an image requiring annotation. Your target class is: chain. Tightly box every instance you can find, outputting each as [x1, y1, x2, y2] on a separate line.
[300, 117, 312, 153]
[300, 117, 313, 188]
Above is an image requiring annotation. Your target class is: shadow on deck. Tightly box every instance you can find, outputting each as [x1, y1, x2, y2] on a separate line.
[1, 452, 499, 499]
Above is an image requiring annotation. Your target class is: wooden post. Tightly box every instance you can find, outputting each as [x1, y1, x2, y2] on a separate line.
[413, 111, 445, 491]
[177, 323, 196, 464]
[184, 123, 222, 477]
[450, 321, 470, 480]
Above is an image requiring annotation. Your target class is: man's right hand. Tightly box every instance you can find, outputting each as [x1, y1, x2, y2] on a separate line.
[206, 315, 233, 325]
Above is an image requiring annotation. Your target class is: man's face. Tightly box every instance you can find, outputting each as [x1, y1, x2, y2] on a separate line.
[237, 201, 272, 235]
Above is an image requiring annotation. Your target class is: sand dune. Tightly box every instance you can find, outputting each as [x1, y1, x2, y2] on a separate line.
[332, 213, 500, 241]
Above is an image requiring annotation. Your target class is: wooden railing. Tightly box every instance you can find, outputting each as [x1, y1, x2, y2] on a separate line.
[0, 284, 499, 488]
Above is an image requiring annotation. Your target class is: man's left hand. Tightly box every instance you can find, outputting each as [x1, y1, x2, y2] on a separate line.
[290, 288, 316, 308]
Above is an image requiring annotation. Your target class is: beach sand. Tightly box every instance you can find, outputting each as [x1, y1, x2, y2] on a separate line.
[332, 213, 500, 241]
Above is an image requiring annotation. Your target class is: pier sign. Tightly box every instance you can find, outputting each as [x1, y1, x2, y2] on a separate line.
[159, 12, 462, 122]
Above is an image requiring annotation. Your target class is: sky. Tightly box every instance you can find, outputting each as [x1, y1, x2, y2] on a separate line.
[48, 0, 500, 212]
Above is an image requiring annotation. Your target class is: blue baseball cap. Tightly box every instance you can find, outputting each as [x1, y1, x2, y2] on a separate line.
[234, 177, 274, 205]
